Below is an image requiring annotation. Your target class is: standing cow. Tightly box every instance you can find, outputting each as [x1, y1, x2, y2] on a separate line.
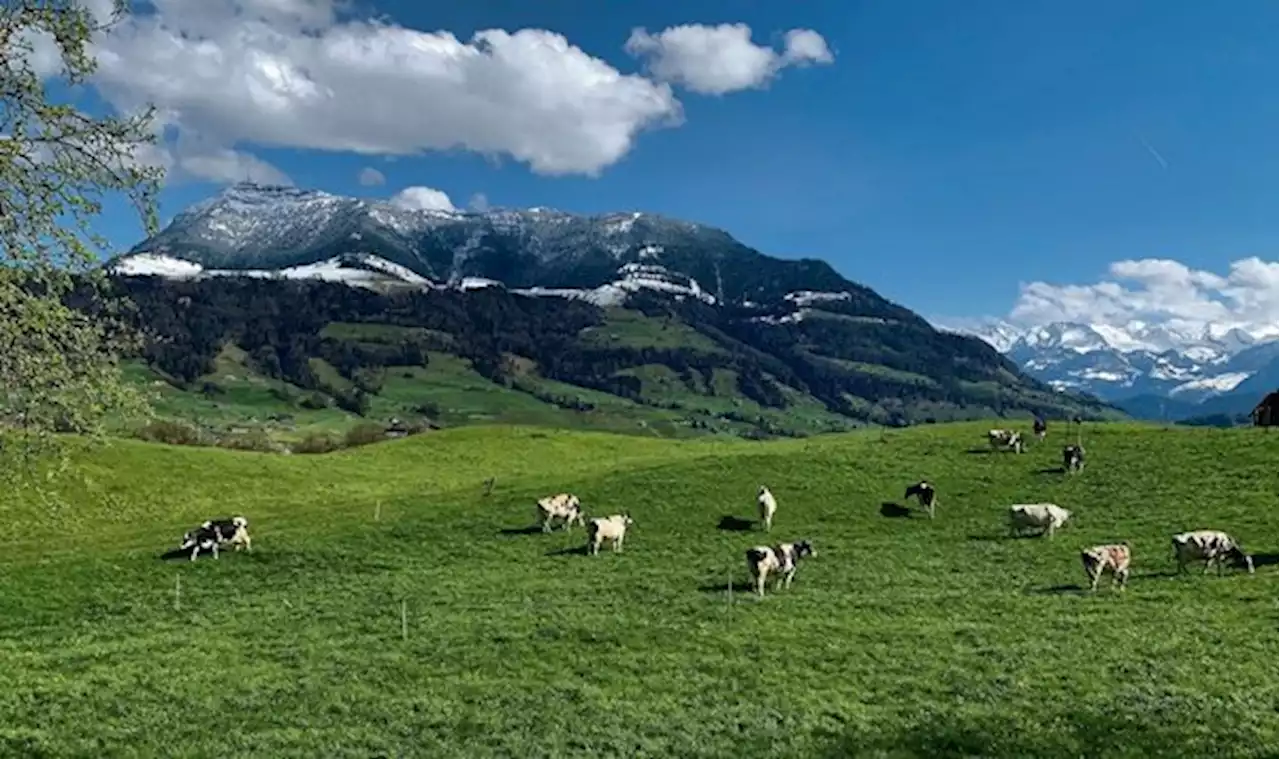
[1008, 503, 1072, 539]
[904, 480, 938, 519]
[745, 540, 816, 597]
[1062, 445, 1085, 474]
[1081, 542, 1131, 592]
[757, 486, 778, 532]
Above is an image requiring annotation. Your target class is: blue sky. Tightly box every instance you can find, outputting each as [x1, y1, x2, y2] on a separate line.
[50, 0, 1280, 329]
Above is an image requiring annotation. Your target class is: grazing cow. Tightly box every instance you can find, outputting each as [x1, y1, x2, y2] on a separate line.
[757, 486, 778, 531]
[745, 540, 816, 597]
[1171, 530, 1255, 576]
[1008, 503, 1072, 539]
[1033, 417, 1047, 441]
[1062, 445, 1085, 474]
[537, 493, 584, 533]
[987, 429, 1025, 453]
[179, 516, 251, 561]
[586, 513, 634, 555]
[904, 480, 938, 519]
[1081, 542, 1131, 592]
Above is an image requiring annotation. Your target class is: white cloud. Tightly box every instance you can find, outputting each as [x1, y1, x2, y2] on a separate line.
[467, 192, 490, 212]
[390, 186, 455, 212]
[357, 167, 386, 186]
[177, 147, 294, 185]
[78, 0, 693, 180]
[971, 257, 1280, 340]
[624, 23, 833, 95]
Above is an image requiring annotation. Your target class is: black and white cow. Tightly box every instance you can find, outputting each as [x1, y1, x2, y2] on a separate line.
[1171, 530, 1254, 576]
[745, 540, 816, 597]
[903, 480, 938, 519]
[1062, 445, 1085, 474]
[1033, 416, 1047, 441]
[179, 516, 252, 562]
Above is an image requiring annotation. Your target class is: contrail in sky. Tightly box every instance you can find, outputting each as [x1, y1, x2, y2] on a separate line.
[1135, 132, 1169, 170]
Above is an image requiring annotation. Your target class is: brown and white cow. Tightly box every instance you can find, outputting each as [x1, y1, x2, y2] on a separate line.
[1081, 542, 1131, 592]
[1171, 530, 1255, 575]
[745, 540, 816, 597]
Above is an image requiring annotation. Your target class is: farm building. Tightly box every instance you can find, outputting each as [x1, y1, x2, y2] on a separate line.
[1250, 392, 1278, 427]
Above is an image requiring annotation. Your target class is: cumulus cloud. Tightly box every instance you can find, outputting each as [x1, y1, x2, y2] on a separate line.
[390, 186, 456, 212]
[467, 192, 490, 212]
[625, 23, 833, 95]
[1006, 256, 1279, 338]
[357, 167, 386, 186]
[65, 0, 696, 182]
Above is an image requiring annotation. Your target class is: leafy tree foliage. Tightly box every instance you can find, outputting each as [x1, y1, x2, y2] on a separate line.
[1, 0, 162, 486]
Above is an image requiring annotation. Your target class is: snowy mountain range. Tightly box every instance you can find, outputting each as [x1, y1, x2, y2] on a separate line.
[943, 318, 1279, 419]
[111, 182, 862, 311]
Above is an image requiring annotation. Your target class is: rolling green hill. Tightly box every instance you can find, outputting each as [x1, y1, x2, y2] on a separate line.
[2, 421, 1274, 757]
[88, 276, 1120, 449]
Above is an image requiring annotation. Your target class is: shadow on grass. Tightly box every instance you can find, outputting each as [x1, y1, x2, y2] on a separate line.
[1026, 583, 1086, 596]
[963, 448, 995, 455]
[698, 579, 756, 595]
[717, 515, 756, 532]
[1036, 466, 1067, 475]
[1252, 552, 1279, 567]
[498, 525, 544, 536]
[157, 547, 195, 561]
[966, 532, 1040, 542]
[879, 502, 915, 519]
[545, 544, 590, 557]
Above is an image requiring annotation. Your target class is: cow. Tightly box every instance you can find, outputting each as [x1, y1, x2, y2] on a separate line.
[1062, 445, 1085, 474]
[904, 480, 938, 519]
[179, 516, 251, 561]
[1081, 542, 1131, 592]
[1033, 417, 1048, 441]
[586, 513, 634, 555]
[988, 429, 1025, 453]
[1171, 530, 1255, 576]
[757, 486, 778, 531]
[745, 541, 816, 597]
[537, 493, 584, 533]
[1008, 503, 1072, 539]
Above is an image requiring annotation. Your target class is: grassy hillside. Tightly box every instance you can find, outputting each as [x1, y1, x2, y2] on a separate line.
[1, 422, 1275, 757]
[90, 276, 1120, 448]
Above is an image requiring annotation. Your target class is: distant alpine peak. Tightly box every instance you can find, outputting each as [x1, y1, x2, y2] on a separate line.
[950, 317, 1274, 358]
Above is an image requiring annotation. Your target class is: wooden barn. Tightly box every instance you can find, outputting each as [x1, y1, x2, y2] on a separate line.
[1250, 391, 1278, 427]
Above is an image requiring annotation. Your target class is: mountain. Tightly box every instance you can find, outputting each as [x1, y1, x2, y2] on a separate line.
[98, 183, 1117, 441]
[944, 318, 1278, 422]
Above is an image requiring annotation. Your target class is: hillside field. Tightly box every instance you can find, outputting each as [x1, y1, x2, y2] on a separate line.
[0, 422, 1276, 757]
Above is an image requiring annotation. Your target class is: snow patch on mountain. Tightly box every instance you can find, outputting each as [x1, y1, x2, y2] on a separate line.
[110, 252, 434, 291]
[1169, 372, 1252, 396]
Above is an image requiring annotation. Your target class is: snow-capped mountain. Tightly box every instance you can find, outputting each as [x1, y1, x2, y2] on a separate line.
[111, 182, 884, 313]
[943, 317, 1279, 417]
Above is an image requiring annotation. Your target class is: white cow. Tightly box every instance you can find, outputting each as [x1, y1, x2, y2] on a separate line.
[1008, 503, 1071, 539]
[988, 429, 1025, 453]
[586, 513, 634, 555]
[1081, 542, 1131, 592]
[1171, 530, 1255, 575]
[757, 486, 778, 531]
[537, 493, 584, 533]
[745, 541, 816, 597]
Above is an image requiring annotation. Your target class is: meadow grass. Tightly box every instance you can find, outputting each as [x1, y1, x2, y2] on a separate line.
[0, 421, 1276, 757]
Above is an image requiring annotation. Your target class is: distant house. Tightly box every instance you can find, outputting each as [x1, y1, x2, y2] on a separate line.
[1251, 392, 1278, 427]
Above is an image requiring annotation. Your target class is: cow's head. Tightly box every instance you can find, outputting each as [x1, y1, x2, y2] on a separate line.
[180, 531, 197, 549]
[620, 512, 634, 527]
[794, 540, 816, 559]
[1226, 544, 1255, 574]
[232, 516, 248, 528]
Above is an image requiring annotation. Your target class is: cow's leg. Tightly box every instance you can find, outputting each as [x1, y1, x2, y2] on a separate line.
[190, 545, 200, 562]
[1088, 567, 1101, 592]
[755, 572, 767, 597]
[211, 542, 219, 560]
[784, 569, 797, 589]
